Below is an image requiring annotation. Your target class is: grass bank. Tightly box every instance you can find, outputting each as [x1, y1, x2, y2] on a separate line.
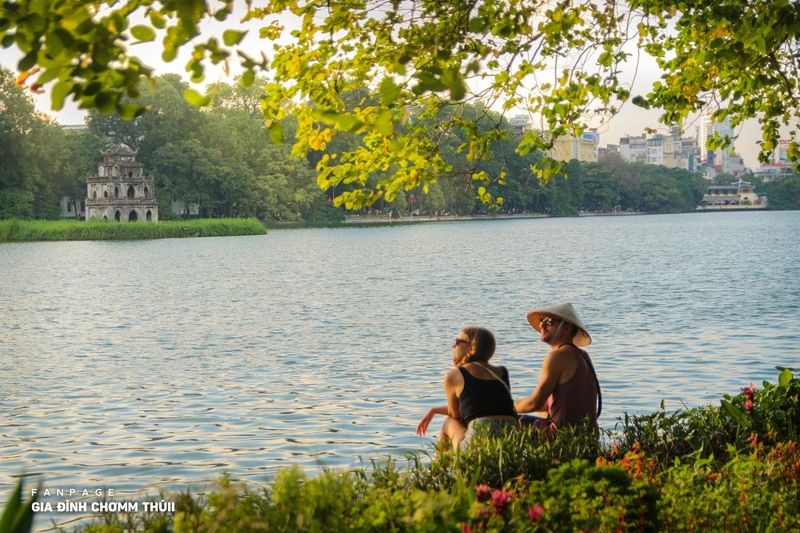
[5, 368, 799, 532]
[0, 218, 266, 242]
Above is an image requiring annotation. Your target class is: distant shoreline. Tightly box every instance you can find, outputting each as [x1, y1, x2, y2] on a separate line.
[268, 210, 646, 229]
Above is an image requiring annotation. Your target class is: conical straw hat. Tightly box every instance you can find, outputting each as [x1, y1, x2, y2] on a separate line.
[526, 302, 592, 347]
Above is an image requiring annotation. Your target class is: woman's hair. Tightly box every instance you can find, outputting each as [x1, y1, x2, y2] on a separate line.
[462, 326, 496, 363]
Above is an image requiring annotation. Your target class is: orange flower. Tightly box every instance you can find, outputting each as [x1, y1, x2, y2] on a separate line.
[15, 68, 40, 87]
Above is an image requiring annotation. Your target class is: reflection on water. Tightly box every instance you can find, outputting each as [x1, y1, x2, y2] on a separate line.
[1, 211, 799, 504]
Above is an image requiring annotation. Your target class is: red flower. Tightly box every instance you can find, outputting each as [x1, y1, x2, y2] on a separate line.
[491, 489, 511, 513]
[744, 399, 753, 412]
[528, 504, 544, 523]
[461, 523, 471, 533]
[475, 484, 492, 502]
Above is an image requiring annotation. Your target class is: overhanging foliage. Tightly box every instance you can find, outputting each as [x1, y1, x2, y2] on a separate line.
[2, 1, 798, 207]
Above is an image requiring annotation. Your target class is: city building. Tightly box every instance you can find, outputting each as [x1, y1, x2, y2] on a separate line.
[85, 145, 158, 222]
[754, 165, 794, 182]
[618, 134, 647, 164]
[617, 126, 698, 171]
[597, 144, 618, 160]
[549, 129, 599, 162]
[752, 139, 797, 182]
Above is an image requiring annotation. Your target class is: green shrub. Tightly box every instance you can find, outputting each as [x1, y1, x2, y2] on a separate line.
[0, 218, 266, 242]
[659, 443, 800, 531]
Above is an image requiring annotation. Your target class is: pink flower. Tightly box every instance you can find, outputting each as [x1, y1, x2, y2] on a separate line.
[741, 384, 756, 398]
[491, 489, 511, 513]
[744, 399, 753, 411]
[461, 523, 471, 533]
[528, 504, 544, 523]
[475, 484, 492, 502]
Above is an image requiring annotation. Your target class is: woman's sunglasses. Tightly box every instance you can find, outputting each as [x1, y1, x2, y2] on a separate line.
[453, 338, 469, 348]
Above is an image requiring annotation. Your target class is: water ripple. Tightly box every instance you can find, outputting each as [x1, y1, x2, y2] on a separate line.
[1, 211, 799, 517]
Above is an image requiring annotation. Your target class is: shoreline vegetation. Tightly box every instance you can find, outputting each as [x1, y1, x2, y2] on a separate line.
[0, 209, 783, 242]
[5, 368, 798, 532]
[0, 218, 266, 243]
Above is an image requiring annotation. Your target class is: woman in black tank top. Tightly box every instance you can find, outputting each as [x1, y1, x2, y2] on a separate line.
[416, 326, 517, 451]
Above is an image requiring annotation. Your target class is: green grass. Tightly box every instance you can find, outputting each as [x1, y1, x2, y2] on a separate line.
[0, 218, 266, 242]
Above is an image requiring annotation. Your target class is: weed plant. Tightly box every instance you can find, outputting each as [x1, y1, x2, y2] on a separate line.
[0, 218, 266, 242]
[3, 369, 798, 532]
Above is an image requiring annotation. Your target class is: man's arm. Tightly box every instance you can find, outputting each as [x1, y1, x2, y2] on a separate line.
[514, 349, 566, 414]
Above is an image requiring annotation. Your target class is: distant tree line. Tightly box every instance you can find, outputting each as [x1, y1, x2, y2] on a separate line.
[2, 68, 798, 223]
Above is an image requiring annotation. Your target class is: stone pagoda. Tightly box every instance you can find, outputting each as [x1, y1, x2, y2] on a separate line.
[86, 145, 158, 222]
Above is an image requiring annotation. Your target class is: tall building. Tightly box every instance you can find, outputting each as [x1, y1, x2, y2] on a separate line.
[86, 145, 158, 222]
[700, 111, 740, 174]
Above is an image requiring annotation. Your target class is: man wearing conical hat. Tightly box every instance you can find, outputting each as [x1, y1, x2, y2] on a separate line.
[514, 303, 601, 430]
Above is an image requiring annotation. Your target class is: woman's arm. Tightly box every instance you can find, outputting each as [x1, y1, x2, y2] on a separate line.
[417, 368, 465, 435]
[416, 406, 449, 435]
[444, 367, 463, 420]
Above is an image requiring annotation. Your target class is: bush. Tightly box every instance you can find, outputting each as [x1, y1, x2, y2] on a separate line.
[659, 443, 800, 531]
[5, 369, 799, 532]
[0, 218, 266, 242]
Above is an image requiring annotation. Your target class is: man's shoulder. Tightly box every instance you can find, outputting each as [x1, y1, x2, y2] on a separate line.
[547, 345, 582, 367]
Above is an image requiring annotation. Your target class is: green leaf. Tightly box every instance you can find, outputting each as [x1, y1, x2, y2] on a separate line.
[0, 479, 22, 532]
[94, 91, 116, 113]
[778, 368, 793, 388]
[336, 114, 363, 132]
[223, 29, 246, 46]
[468, 17, 486, 33]
[116, 102, 143, 120]
[413, 71, 447, 94]
[18, 51, 38, 72]
[51, 79, 73, 110]
[35, 67, 61, 86]
[442, 67, 466, 101]
[721, 399, 749, 428]
[241, 68, 255, 87]
[130, 25, 156, 42]
[267, 121, 283, 144]
[149, 11, 166, 29]
[375, 109, 393, 137]
[183, 88, 209, 107]
[45, 30, 65, 55]
[379, 77, 401, 106]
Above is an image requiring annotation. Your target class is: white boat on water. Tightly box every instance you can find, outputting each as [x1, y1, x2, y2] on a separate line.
[697, 180, 767, 211]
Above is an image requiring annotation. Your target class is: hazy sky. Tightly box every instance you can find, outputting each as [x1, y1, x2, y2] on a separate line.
[0, 6, 766, 168]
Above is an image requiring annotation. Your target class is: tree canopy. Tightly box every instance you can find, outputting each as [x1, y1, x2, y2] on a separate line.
[2, 0, 799, 206]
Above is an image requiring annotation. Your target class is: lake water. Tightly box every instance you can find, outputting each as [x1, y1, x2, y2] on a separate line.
[2, 211, 799, 512]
